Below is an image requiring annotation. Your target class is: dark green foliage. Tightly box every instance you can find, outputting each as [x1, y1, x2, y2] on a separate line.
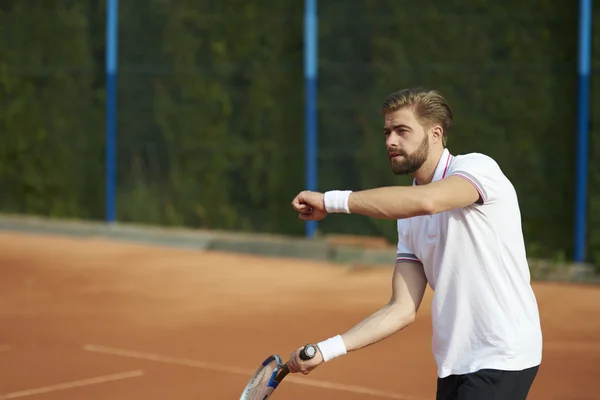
[0, 0, 597, 264]
[0, 1, 104, 219]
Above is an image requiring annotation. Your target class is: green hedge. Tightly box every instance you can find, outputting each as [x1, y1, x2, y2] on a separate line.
[0, 1, 598, 264]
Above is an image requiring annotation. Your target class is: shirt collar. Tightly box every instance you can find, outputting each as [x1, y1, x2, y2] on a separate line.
[413, 148, 452, 186]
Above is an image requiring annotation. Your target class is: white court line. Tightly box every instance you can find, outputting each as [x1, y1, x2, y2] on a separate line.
[0, 370, 144, 399]
[83, 344, 417, 400]
[0, 345, 10, 352]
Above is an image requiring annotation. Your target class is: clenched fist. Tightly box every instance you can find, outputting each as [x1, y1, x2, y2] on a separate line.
[291, 190, 328, 221]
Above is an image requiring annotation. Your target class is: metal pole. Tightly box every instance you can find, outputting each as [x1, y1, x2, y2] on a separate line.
[305, 0, 318, 238]
[574, 0, 592, 262]
[106, 0, 119, 224]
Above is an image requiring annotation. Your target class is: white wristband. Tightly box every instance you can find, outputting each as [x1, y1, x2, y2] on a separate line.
[323, 190, 352, 214]
[317, 335, 347, 362]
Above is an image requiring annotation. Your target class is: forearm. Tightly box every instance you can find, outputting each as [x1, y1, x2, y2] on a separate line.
[317, 304, 414, 362]
[325, 187, 433, 220]
[341, 304, 414, 352]
[349, 186, 433, 219]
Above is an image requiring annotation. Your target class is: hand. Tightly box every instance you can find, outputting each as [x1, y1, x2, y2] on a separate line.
[287, 346, 324, 375]
[291, 190, 328, 221]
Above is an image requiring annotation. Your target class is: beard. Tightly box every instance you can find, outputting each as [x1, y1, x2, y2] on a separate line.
[389, 135, 429, 175]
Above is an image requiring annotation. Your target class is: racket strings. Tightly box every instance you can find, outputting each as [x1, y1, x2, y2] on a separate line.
[240, 359, 280, 400]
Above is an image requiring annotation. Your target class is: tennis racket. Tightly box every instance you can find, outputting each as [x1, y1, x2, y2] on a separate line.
[239, 344, 317, 400]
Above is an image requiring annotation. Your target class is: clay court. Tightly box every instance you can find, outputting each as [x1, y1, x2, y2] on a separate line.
[0, 231, 599, 399]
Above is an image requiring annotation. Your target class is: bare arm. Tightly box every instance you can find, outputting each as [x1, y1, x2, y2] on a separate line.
[287, 258, 427, 372]
[347, 175, 480, 220]
[340, 261, 428, 353]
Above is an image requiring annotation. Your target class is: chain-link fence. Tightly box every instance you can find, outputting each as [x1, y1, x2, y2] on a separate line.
[1, 0, 599, 264]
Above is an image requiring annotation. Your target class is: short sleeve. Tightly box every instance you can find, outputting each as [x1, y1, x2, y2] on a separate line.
[396, 220, 421, 264]
[447, 153, 504, 205]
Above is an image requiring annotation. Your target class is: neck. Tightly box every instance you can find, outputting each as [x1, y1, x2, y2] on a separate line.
[412, 146, 445, 185]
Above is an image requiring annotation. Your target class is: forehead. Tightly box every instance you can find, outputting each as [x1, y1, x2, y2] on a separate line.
[383, 108, 419, 128]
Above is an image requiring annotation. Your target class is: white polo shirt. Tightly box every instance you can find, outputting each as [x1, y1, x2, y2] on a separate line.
[396, 148, 543, 378]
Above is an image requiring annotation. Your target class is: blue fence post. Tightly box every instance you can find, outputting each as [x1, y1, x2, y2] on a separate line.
[305, 0, 318, 238]
[105, 0, 119, 224]
[574, 0, 592, 262]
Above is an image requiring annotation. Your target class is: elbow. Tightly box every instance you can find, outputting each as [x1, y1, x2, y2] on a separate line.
[389, 304, 417, 328]
[402, 310, 417, 326]
[396, 311, 416, 332]
[419, 198, 438, 216]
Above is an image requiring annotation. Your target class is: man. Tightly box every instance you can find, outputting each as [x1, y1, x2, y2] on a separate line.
[287, 88, 543, 399]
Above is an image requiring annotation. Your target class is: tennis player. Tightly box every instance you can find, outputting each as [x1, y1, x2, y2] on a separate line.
[287, 88, 543, 399]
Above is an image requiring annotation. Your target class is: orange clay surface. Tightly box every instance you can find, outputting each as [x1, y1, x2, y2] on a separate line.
[0, 231, 599, 400]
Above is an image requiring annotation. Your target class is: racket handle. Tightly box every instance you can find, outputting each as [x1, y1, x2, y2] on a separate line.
[299, 344, 317, 361]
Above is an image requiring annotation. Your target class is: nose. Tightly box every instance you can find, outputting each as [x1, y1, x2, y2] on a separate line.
[386, 132, 399, 149]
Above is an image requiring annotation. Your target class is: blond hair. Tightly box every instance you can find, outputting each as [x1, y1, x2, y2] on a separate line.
[381, 88, 452, 146]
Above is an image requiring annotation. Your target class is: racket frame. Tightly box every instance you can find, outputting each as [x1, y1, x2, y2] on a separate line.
[239, 354, 287, 400]
[240, 344, 316, 400]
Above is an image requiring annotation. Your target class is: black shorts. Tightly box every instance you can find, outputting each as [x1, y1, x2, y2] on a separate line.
[436, 365, 539, 400]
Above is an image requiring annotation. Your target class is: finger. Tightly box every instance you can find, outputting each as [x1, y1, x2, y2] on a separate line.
[288, 357, 298, 373]
[290, 351, 302, 372]
[289, 348, 304, 373]
[299, 213, 312, 221]
[291, 194, 304, 207]
[301, 362, 314, 375]
[294, 204, 310, 213]
[297, 191, 314, 206]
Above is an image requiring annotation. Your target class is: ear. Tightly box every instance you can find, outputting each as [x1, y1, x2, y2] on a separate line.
[430, 125, 444, 144]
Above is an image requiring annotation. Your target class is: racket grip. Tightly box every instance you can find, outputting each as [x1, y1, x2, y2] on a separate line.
[299, 344, 317, 361]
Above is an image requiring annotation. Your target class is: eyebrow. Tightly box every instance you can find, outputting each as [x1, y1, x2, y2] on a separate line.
[383, 124, 412, 133]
